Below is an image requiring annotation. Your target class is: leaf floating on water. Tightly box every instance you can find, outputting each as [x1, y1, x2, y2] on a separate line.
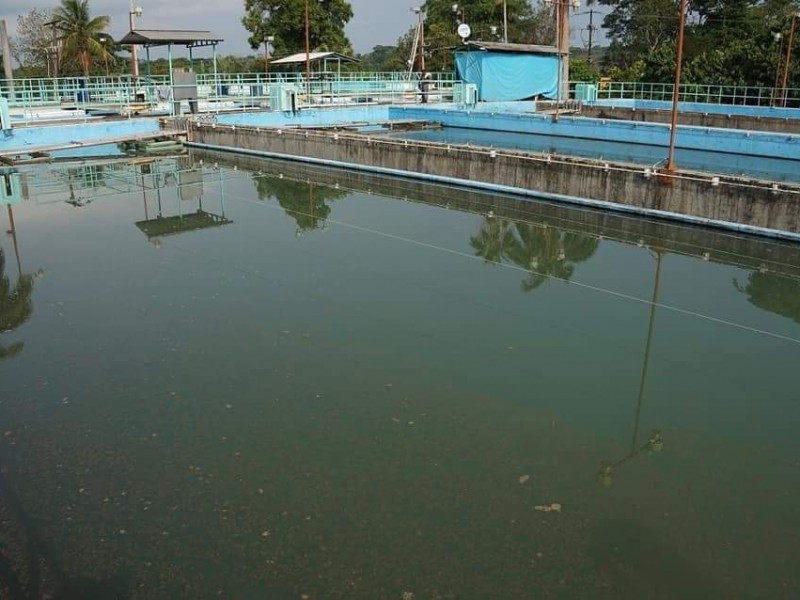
[518, 475, 530, 485]
[534, 503, 562, 513]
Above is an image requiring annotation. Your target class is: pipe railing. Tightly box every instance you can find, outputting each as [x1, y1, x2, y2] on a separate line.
[0, 72, 457, 119]
[586, 80, 800, 108]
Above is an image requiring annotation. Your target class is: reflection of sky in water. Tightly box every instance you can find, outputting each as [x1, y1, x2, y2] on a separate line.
[1, 157, 799, 598]
[390, 128, 800, 182]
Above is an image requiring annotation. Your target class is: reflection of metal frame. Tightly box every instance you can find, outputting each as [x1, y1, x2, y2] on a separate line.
[135, 210, 230, 238]
[135, 159, 230, 242]
[0, 170, 22, 205]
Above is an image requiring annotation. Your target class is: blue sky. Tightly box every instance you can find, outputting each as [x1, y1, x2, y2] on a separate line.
[1, 1, 606, 57]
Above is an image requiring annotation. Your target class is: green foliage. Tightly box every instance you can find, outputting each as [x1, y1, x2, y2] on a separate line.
[0, 249, 34, 361]
[242, 0, 354, 59]
[595, 0, 800, 86]
[470, 216, 600, 291]
[385, 0, 554, 73]
[358, 45, 406, 72]
[51, 0, 110, 77]
[569, 59, 599, 81]
[252, 175, 347, 232]
[735, 271, 800, 323]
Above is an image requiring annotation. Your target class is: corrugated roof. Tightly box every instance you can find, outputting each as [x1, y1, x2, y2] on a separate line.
[464, 41, 561, 55]
[119, 30, 223, 47]
[270, 51, 360, 66]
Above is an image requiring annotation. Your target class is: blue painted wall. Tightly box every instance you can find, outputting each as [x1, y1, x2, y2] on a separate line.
[0, 119, 160, 153]
[390, 106, 800, 160]
[216, 106, 391, 128]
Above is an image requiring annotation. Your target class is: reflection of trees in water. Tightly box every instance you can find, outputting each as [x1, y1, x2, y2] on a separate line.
[0, 249, 34, 361]
[735, 271, 800, 323]
[470, 216, 600, 291]
[253, 175, 347, 232]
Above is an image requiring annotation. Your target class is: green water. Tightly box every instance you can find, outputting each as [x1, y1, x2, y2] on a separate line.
[1, 156, 799, 599]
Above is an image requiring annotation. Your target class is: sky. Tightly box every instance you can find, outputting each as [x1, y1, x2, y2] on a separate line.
[1, 1, 605, 59]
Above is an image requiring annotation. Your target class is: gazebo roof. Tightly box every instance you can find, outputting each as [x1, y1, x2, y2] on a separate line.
[119, 30, 223, 48]
[270, 51, 360, 66]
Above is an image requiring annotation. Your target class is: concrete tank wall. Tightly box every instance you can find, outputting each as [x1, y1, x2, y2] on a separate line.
[581, 105, 800, 135]
[185, 122, 800, 239]
[389, 106, 800, 160]
[193, 147, 800, 277]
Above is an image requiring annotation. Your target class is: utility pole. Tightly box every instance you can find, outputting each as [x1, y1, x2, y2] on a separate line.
[503, 0, 508, 43]
[665, 0, 688, 174]
[0, 19, 15, 100]
[587, 9, 596, 66]
[305, 0, 311, 97]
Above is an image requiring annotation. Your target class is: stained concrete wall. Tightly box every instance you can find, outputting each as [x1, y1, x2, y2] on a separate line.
[582, 105, 800, 135]
[185, 122, 800, 238]
[192, 148, 800, 277]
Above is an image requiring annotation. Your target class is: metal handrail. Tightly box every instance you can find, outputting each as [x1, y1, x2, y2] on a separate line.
[578, 80, 800, 108]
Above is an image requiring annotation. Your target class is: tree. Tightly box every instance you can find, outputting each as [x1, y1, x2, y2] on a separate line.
[734, 271, 800, 323]
[386, 1, 553, 73]
[0, 249, 34, 361]
[242, 0, 354, 59]
[594, 0, 679, 71]
[594, 0, 800, 87]
[358, 45, 402, 72]
[470, 216, 599, 291]
[252, 175, 347, 232]
[51, 0, 110, 77]
[11, 9, 57, 77]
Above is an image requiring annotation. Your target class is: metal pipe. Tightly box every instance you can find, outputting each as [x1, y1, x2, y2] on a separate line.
[665, 0, 687, 173]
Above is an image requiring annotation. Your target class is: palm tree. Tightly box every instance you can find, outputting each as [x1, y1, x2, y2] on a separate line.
[470, 216, 515, 265]
[51, 0, 110, 77]
[0, 249, 34, 361]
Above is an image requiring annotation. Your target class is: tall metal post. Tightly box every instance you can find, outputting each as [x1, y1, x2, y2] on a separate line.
[419, 9, 426, 71]
[305, 0, 311, 98]
[503, 1, 508, 43]
[0, 20, 15, 100]
[780, 14, 798, 107]
[557, 1, 570, 101]
[665, 0, 687, 174]
[129, 3, 140, 79]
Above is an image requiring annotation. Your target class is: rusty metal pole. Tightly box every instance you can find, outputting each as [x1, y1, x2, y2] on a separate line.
[665, 0, 687, 174]
[780, 14, 797, 108]
[305, 0, 311, 98]
[419, 10, 425, 72]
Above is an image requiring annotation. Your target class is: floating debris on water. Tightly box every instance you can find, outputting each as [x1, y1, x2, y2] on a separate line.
[534, 503, 562, 513]
[518, 475, 530, 485]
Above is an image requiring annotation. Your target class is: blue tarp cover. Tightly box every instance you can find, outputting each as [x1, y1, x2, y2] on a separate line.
[455, 51, 558, 101]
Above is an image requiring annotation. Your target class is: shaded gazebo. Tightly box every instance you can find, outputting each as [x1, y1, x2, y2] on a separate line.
[119, 29, 223, 102]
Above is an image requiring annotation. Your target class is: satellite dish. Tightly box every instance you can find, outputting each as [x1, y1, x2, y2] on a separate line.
[457, 23, 471, 41]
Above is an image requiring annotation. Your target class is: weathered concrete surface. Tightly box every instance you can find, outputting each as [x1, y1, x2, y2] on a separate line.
[192, 148, 800, 277]
[581, 106, 800, 134]
[184, 121, 800, 238]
